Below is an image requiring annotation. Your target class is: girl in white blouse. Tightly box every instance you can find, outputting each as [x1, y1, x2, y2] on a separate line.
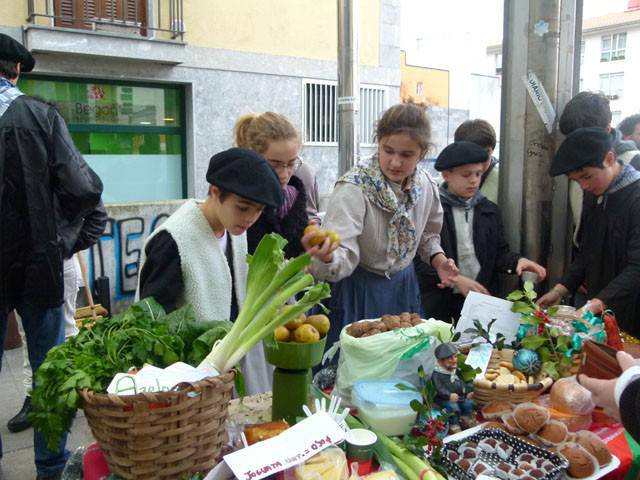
[302, 103, 458, 346]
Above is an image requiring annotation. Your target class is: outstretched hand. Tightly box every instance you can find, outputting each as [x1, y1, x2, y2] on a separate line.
[578, 351, 640, 421]
[436, 257, 459, 289]
[516, 258, 547, 281]
[301, 232, 338, 263]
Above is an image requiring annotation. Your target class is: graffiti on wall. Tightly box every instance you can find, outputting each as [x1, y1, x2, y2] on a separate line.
[87, 201, 183, 312]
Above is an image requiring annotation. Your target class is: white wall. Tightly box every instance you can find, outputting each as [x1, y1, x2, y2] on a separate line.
[580, 27, 640, 123]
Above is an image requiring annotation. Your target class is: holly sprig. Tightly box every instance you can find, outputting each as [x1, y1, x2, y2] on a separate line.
[507, 281, 574, 379]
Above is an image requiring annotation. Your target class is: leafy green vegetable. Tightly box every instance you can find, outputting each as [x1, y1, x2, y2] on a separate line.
[30, 298, 231, 451]
[200, 233, 331, 374]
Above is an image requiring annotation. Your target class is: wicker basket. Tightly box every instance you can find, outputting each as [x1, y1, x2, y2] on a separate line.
[473, 349, 553, 405]
[80, 371, 235, 480]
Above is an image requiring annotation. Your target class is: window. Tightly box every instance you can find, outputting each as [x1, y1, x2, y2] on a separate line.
[54, 0, 147, 31]
[611, 111, 622, 126]
[19, 77, 185, 203]
[599, 72, 624, 100]
[303, 80, 387, 145]
[601, 33, 626, 62]
[580, 40, 585, 66]
[416, 81, 424, 97]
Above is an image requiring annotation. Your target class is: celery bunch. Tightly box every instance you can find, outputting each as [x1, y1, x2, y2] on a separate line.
[199, 233, 331, 374]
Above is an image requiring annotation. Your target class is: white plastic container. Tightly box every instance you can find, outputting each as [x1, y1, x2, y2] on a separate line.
[351, 379, 421, 436]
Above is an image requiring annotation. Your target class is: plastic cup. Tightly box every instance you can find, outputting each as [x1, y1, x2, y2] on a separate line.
[345, 428, 377, 475]
[522, 271, 539, 285]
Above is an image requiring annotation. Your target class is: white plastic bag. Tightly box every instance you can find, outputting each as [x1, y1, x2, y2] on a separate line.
[328, 318, 452, 404]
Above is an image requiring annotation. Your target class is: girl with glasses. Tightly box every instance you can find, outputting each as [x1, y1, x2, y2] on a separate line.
[234, 112, 313, 259]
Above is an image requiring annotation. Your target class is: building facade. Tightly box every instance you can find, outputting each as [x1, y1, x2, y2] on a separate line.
[579, 7, 640, 125]
[1, 0, 401, 311]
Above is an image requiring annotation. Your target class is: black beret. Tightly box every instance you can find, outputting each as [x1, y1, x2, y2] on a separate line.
[550, 127, 613, 177]
[435, 342, 458, 360]
[0, 34, 35, 73]
[206, 148, 283, 208]
[434, 141, 489, 171]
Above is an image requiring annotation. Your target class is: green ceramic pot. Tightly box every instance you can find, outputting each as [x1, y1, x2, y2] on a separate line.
[263, 334, 327, 370]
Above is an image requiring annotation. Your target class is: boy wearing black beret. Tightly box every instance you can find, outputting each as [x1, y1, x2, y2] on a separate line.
[540, 128, 640, 336]
[415, 142, 546, 322]
[137, 147, 283, 394]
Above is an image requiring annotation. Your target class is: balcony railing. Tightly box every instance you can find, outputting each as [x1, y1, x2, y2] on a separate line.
[27, 0, 184, 42]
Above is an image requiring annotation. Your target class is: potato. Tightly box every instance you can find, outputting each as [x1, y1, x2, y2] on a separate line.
[285, 314, 306, 331]
[274, 325, 290, 342]
[294, 324, 320, 343]
[305, 314, 330, 337]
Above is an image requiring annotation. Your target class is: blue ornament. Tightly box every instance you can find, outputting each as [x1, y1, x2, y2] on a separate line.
[512, 349, 541, 376]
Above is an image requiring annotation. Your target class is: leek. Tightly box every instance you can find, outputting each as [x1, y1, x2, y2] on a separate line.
[341, 396, 444, 480]
[199, 233, 330, 374]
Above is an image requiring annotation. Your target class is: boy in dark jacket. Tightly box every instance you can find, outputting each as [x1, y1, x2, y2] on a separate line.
[415, 142, 546, 322]
[539, 128, 640, 337]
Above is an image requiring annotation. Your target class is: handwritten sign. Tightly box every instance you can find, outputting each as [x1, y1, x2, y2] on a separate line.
[455, 292, 521, 345]
[221, 411, 346, 480]
[523, 70, 556, 134]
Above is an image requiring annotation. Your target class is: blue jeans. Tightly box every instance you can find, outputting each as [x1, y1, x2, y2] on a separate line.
[0, 305, 70, 476]
[440, 399, 475, 426]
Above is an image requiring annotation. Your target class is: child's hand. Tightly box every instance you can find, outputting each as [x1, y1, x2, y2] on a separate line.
[452, 275, 489, 297]
[516, 258, 547, 280]
[539, 284, 568, 308]
[450, 393, 460, 402]
[302, 232, 338, 263]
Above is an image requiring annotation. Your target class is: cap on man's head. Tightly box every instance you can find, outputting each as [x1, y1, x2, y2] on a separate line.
[550, 127, 613, 177]
[435, 342, 458, 360]
[434, 141, 489, 171]
[0, 34, 35, 73]
[206, 147, 283, 208]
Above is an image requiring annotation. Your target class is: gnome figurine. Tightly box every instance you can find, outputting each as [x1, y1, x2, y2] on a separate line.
[431, 342, 477, 433]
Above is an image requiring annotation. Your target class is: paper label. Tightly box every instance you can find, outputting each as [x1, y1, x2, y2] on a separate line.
[523, 70, 556, 134]
[337, 96, 358, 105]
[464, 343, 494, 375]
[455, 292, 521, 345]
[222, 411, 346, 480]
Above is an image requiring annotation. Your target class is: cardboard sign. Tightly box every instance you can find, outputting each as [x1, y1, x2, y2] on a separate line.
[220, 411, 346, 480]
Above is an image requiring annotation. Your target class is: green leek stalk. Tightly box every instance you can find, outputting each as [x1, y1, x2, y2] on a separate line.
[391, 454, 420, 480]
[342, 402, 444, 480]
[199, 234, 330, 374]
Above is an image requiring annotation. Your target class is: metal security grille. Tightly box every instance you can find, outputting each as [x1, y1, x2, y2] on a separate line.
[303, 80, 387, 145]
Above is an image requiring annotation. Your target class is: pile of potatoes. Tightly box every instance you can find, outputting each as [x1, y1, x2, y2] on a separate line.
[347, 312, 423, 338]
[274, 313, 330, 344]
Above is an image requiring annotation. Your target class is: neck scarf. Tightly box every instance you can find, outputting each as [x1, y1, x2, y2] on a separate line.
[275, 184, 299, 219]
[0, 77, 22, 119]
[338, 154, 424, 263]
[439, 184, 484, 221]
[607, 163, 640, 195]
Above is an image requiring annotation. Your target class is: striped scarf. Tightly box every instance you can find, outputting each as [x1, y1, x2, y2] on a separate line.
[0, 77, 22, 119]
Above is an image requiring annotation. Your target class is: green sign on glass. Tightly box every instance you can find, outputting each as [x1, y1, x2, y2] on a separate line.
[19, 78, 181, 127]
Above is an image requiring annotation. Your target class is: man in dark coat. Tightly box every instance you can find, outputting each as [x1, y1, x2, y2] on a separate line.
[0, 34, 104, 479]
[540, 128, 640, 337]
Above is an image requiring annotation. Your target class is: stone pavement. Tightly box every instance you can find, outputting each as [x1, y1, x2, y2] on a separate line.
[0, 346, 94, 480]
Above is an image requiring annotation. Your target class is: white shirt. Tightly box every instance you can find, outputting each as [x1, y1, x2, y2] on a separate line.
[452, 206, 481, 281]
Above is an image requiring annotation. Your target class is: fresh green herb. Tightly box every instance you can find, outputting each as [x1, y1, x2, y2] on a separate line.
[30, 299, 231, 451]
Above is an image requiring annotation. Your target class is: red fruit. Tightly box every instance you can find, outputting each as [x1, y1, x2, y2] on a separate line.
[538, 324, 544, 334]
